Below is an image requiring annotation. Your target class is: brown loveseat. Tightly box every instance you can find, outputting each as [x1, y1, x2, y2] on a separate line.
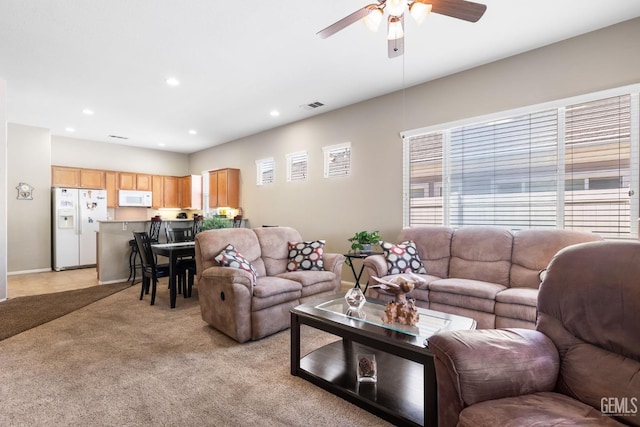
[427, 241, 640, 427]
[364, 226, 602, 328]
[195, 226, 344, 343]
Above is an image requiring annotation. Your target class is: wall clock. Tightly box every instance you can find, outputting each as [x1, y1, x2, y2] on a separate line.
[16, 182, 34, 200]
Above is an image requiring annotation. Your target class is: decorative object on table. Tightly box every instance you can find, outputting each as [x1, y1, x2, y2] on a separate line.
[16, 182, 34, 200]
[348, 230, 381, 254]
[370, 272, 427, 326]
[344, 287, 366, 310]
[201, 216, 232, 230]
[346, 307, 366, 319]
[357, 354, 377, 383]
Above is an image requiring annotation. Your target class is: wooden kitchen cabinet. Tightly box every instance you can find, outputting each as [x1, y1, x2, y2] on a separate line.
[209, 168, 239, 208]
[179, 175, 202, 209]
[136, 174, 152, 191]
[52, 166, 80, 187]
[80, 169, 105, 189]
[151, 175, 164, 208]
[163, 176, 180, 208]
[105, 171, 118, 208]
[119, 172, 136, 190]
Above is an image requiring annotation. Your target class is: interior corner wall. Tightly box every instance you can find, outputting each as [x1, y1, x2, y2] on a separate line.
[188, 18, 640, 259]
[0, 79, 7, 300]
[7, 124, 52, 273]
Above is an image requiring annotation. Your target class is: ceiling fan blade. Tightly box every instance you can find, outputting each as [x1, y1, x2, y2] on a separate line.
[317, 5, 377, 39]
[429, 0, 487, 23]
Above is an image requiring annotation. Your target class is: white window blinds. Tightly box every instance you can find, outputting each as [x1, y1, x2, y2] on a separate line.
[404, 88, 639, 238]
[449, 110, 558, 228]
[286, 151, 308, 182]
[255, 158, 274, 185]
[323, 142, 351, 178]
[564, 95, 631, 238]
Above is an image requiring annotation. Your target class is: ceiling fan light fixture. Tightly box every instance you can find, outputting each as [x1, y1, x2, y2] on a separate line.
[387, 16, 404, 40]
[362, 6, 383, 32]
[385, 0, 407, 17]
[410, 1, 432, 25]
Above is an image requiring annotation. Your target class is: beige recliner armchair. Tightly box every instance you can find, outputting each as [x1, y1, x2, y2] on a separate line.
[428, 240, 640, 427]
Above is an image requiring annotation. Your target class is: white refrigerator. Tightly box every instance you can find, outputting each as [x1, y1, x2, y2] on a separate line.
[52, 187, 108, 271]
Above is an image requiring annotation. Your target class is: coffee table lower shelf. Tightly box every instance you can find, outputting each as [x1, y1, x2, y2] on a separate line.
[297, 339, 425, 427]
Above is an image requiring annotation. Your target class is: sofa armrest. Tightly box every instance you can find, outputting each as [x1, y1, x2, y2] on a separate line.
[362, 254, 388, 278]
[323, 252, 346, 275]
[427, 329, 559, 427]
[201, 266, 254, 291]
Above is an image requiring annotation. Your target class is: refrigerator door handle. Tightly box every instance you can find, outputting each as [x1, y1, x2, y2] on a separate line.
[77, 201, 82, 235]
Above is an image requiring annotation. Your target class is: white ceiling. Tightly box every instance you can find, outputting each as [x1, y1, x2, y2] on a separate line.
[1, 1, 639, 154]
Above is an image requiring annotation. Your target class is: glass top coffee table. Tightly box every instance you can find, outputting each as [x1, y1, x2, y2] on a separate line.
[290, 294, 476, 427]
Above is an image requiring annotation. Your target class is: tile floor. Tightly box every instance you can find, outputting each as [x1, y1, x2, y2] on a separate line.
[7, 268, 104, 298]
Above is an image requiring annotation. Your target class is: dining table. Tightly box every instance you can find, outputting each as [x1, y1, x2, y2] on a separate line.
[151, 241, 196, 309]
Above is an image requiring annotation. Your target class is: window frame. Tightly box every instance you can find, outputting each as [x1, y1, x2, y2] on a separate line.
[285, 150, 308, 182]
[322, 142, 351, 178]
[255, 157, 275, 186]
[402, 84, 640, 239]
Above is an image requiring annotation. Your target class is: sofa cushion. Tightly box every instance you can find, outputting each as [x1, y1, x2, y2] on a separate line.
[252, 276, 301, 299]
[495, 287, 538, 307]
[287, 240, 325, 271]
[448, 227, 513, 286]
[510, 229, 603, 289]
[277, 270, 335, 287]
[380, 241, 427, 274]
[458, 392, 624, 427]
[215, 244, 258, 286]
[430, 278, 506, 300]
[195, 228, 266, 280]
[398, 226, 454, 278]
[254, 226, 303, 276]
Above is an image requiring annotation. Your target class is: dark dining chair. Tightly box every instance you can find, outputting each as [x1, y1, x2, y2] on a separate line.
[128, 216, 163, 285]
[165, 226, 193, 242]
[165, 226, 196, 297]
[192, 214, 204, 235]
[134, 231, 170, 305]
[232, 215, 243, 228]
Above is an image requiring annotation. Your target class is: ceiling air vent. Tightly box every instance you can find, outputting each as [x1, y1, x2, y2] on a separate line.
[301, 101, 325, 111]
[108, 135, 129, 140]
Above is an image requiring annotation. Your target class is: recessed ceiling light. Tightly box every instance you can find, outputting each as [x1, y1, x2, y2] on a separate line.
[158, 143, 166, 147]
[188, 130, 197, 135]
[65, 127, 76, 132]
[82, 108, 94, 115]
[165, 77, 180, 86]
[270, 110, 280, 117]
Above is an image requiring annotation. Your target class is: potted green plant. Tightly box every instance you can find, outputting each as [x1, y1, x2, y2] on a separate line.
[348, 230, 381, 254]
[201, 216, 232, 231]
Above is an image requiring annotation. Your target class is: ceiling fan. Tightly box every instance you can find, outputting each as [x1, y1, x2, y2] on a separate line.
[317, 0, 487, 58]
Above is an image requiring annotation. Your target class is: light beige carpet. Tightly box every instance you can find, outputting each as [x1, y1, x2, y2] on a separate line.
[0, 284, 391, 426]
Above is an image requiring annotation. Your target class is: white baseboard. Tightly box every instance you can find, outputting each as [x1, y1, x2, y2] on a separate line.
[7, 268, 52, 276]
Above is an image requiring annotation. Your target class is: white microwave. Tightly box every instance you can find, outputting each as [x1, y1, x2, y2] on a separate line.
[118, 190, 152, 207]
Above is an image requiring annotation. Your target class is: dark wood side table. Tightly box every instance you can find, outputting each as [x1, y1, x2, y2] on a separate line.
[344, 252, 383, 294]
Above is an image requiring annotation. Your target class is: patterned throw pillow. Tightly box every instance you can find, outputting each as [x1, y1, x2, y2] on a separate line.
[215, 244, 258, 286]
[380, 241, 427, 275]
[287, 240, 325, 271]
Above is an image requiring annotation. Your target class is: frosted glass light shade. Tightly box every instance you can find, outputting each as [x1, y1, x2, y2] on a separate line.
[410, 1, 432, 25]
[362, 7, 383, 32]
[386, 0, 407, 17]
[387, 16, 404, 40]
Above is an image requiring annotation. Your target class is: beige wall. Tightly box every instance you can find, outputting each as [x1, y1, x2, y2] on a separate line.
[1, 79, 7, 299]
[189, 18, 640, 259]
[51, 136, 190, 176]
[5, 18, 640, 277]
[5, 134, 191, 273]
[7, 124, 51, 273]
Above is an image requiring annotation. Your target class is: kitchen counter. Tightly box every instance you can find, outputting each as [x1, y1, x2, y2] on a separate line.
[97, 219, 194, 284]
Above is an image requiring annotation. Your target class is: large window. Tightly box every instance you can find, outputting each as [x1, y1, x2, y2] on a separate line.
[404, 87, 639, 239]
